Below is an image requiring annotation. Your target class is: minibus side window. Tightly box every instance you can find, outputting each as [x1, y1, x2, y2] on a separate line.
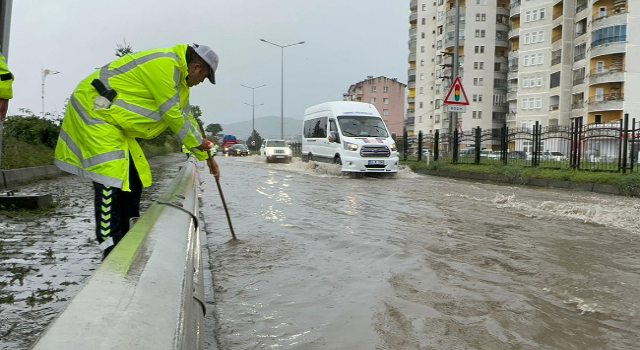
[329, 119, 340, 143]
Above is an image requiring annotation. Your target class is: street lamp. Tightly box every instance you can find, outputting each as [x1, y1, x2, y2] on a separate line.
[42, 68, 60, 117]
[259, 39, 305, 139]
[241, 84, 266, 142]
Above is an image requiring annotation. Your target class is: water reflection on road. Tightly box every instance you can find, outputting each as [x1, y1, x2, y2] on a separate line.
[200, 156, 640, 350]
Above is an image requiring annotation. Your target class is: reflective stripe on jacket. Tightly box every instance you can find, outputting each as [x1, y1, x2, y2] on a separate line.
[55, 44, 207, 191]
[0, 52, 13, 99]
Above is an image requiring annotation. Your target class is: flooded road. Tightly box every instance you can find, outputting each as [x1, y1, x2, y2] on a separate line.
[200, 156, 640, 350]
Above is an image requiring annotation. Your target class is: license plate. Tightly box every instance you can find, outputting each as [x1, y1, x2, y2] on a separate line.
[276, 155, 284, 158]
[368, 160, 384, 165]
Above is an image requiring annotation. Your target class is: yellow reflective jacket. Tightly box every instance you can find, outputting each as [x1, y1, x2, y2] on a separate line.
[55, 44, 208, 190]
[0, 51, 14, 99]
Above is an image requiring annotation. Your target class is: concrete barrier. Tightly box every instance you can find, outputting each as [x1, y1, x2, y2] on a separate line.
[30, 161, 206, 350]
[0, 164, 62, 189]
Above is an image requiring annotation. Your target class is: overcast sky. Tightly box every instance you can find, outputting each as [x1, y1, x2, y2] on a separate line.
[7, 0, 408, 126]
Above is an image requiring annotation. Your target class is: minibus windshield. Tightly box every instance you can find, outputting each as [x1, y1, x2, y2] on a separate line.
[337, 116, 389, 137]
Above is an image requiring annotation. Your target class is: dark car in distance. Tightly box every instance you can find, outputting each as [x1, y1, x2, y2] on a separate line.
[228, 144, 250, 157]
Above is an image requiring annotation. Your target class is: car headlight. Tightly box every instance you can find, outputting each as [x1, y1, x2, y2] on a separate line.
[389, 143, 397, 151]
[343, 141, 358, 151]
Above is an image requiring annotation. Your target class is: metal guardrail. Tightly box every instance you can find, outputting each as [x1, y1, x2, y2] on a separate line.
[31, 161, 207, 350]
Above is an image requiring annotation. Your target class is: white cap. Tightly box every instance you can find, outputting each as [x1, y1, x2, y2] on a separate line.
[191, 44, 219, 84]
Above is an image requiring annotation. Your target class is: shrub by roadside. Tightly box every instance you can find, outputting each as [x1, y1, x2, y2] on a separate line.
[402, 160, 640, 197]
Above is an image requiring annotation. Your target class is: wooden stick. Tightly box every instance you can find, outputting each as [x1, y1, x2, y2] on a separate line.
[198, 124, 237, 240]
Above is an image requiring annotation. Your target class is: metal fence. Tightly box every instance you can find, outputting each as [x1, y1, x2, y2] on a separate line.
[408, 114, 639, 173]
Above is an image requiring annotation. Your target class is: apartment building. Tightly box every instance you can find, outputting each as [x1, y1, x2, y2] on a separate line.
[409, 0, 637, 137]
[408, 0, 510, 143]
[343, 76, 407, 137]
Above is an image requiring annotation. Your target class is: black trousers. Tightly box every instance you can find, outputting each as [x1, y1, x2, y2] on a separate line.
[93, 156, 142, 257]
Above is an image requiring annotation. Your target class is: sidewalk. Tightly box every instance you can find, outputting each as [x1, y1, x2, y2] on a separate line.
[0, 153, 185, 350]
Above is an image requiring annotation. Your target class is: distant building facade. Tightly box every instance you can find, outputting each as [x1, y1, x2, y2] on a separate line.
[343, 76, 407, 137]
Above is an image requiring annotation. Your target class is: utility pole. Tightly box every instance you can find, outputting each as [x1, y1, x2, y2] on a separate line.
[241, 84, 265, 151]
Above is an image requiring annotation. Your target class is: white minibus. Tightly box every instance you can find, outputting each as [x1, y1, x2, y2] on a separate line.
[302, 101, 399, 173]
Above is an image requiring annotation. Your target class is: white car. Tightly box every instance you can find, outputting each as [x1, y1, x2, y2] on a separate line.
[260, 140, 293, 163]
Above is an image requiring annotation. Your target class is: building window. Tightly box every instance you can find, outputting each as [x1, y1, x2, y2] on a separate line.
[537, 53, 544, 64]
[531, 32, 537, 43]
[529, 98, 535, 109]
[537, 76, 543, 86]
[540, 8, 546, 19]
[435, 84, 441, 93]
[437, 10, 444, 21]
[476, 0, 486, 4]
[383, 98, 389, 104]
[529, 77, 535, 86]
[422, 4, 426, 10]
[532, 9, 538, 21]
[420, 46, 425, 53]
[371, 86, 377, 93]
[524, 33, 531, 44]
[536, 97, 542, 109]
[474, 45, 485, 53]
[436, 40, 442, 49]
[419, 102, 423, 108]
[383, 109, 389, 116]
[473, 62, 484, 69]
[421, 32, 426, 39]
[419, 116, 423, 123]
[524, 55, 530, 66]
[550, 71, 561, 88]
[383, 86, 389, 93]
[371, 97, 376, 104]
[522, 99, 527, 110]
[525, 11, 531, 22]
[435, 99, 442, 109]
[472, 111, 483, 118]
[420, 73, 424, 80]
[523, 78, 529, 88]
[473, 78, 484, 86]
[420, 87, 424, 94]
[574, 43, 586, 61]
[435, 114, 440, 122]
[595, 114, 603, 124]
[591, 25, 627, 47]
[422, 18, 426, 25]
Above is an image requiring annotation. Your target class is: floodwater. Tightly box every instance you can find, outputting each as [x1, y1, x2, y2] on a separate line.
[200, 156, 640, 350]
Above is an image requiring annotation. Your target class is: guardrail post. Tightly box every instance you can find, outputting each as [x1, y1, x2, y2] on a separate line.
[631, 118, 636, 172]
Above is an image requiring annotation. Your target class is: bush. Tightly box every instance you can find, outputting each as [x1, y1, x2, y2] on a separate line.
[3, 112, 60, 149]
[1, 136, 55, 169]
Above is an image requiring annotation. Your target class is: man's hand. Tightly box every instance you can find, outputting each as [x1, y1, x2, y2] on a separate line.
[196, 139, 213, 151]
[0, 98, 9, 121]
[210, 156, 220, 180]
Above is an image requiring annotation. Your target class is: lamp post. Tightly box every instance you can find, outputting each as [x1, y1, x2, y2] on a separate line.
[259, 39, 305, 139]
[42, 68, 60, 117]
[240, 84, 266, 138]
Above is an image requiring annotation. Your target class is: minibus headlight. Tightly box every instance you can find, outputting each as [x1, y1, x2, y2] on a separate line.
[343, 141, 358, 151]
[390, 143, 397, 151]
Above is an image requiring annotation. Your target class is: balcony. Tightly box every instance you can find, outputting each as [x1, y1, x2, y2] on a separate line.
[410, 13, 417, 23]
[408, 81, 416, 89]
[591, 10, 628, 31]
[444, 37, 465, 49]
[408, 52, 416, 62]
[410, 0, 417, 10]
[405, 116, 415, 126]
[589, 65, 625, 85]
[508, 70, 518, 80]
[409, 28, 417, 39]
[509, 27, 520, 39]
[591, 41, 627, 58]
[496, 22, 509, 32]
[588, 94, 624, 112]
[572, 77, 585, 86]
[510, 0, 520, 17]
[407, 96, 415, 104]
[571, 101, 584, 110]
[507, 89, 518, 101]
[408, 68, 416, 77]
[496, 7, 510, 16]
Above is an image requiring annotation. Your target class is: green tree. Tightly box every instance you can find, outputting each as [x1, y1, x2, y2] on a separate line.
[189, 105, 204, 127]
[246, 130, 263, 152]
[115, 39, 133, 58]
[206, 123, 223, 136]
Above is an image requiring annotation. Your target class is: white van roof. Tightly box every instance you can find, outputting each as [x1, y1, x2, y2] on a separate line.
[304, 101, 380, 118]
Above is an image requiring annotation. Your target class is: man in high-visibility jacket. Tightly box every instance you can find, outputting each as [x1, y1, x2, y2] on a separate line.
[55, 43, 219, 258]
[0, 50, 14, 121]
